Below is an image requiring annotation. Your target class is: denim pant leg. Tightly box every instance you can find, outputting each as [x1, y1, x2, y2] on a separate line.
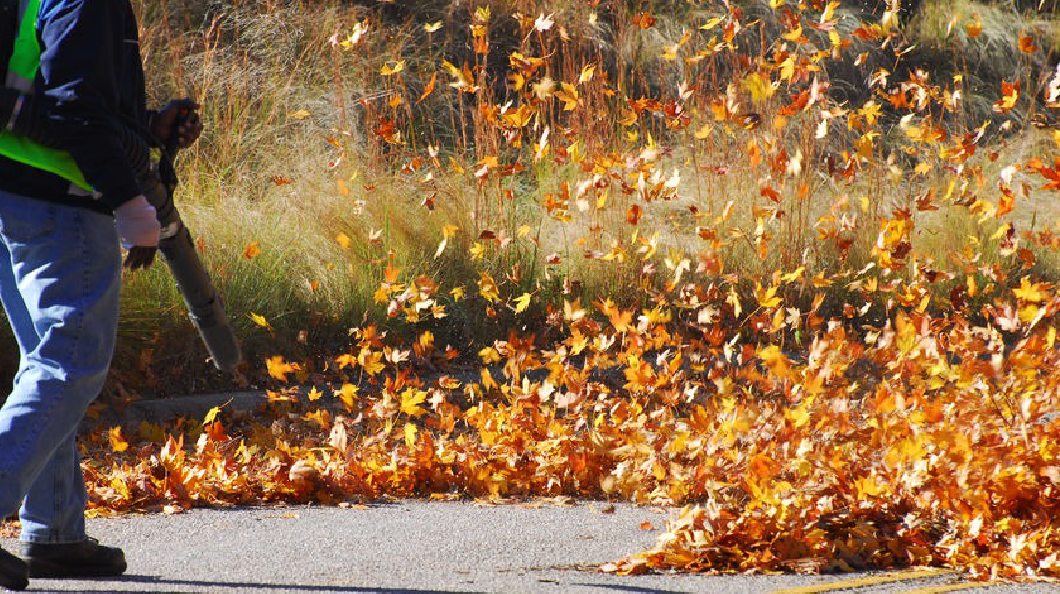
[20, 432, 89, 543]
[0, 190, 121, 543]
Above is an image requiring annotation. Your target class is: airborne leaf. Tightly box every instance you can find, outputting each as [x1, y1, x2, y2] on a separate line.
[513, 292, 532, 314]
[108, 426, 128, 453]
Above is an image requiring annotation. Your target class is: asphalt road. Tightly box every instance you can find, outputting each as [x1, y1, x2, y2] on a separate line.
[1, 502, 1053, 593]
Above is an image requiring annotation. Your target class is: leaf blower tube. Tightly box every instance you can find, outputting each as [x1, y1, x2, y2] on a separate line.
[0, 89, 242, 372]
[142, 149, 243, 374]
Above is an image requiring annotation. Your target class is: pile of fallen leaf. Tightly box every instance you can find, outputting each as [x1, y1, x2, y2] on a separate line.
[81, 281, 1060, 581]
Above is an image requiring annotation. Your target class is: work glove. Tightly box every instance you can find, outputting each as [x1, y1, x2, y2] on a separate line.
[151, 99, 202, 149]
[115, 195, 161, 270]
[125, 167, 179, 270]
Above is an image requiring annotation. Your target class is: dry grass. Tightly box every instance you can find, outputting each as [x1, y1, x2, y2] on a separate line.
[96, 0, 1060, 394]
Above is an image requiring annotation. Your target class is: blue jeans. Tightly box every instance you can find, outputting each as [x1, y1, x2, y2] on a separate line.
[0, 189, 121, 544]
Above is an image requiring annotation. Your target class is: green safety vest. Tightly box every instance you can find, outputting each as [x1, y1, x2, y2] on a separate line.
[0, 0, 92, 192]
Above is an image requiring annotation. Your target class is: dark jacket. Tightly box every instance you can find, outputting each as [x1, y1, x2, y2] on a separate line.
[0, 0, 151, 214]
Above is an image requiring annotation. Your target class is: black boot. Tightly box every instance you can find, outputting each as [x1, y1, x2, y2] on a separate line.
[0, 547, 28, 591]
[19, 537, 126, 578]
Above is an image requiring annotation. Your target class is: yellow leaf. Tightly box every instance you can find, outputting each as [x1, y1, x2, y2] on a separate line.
[419, 330, 434, 348]
[373, 284, 391, 304]
[782, 25, 803, 43]
[336, 233, 351, 250]
[743, 72, 774, 105]
[855, 476, 883, 499]
[404, 423, 418, 447]
[700, 17, 723, 31]
[821, 1, 839, 21]
[339, 21, 369, 50]
[400, 388, 428, 416]
[307, 387, 323, 401]
[479, 346, 501, 364]
[108, 426, 128, 453]
[477, 273, 500, 302]
[507, 71, 525, 92]
[304, 409, 330, 429]
[785, 405, 810, 428]
[380, 60, 406, 76]
[480, 367, 498, 391]
[855, 132, 876, 160]
[555, 83, 579, 111]
[249, 313, 272, 330]
[287, 109, 310, 120]
[727, 287, 742, 318]
[266, 356, 300, 382]
[1013, 277, 1047, 303]
[513, 292, 532, 314]
[917, 294, 930, 313]
[203, 405, 223, 425]
[991, 223, 1012, 242]
[759, 344, 791, 376]
[358, 349, 385, 376]
[755, 283, 783, 308]
[781, 267, 805, 283]
[335, 383, 358, 411]
[578, 64, 596, 84]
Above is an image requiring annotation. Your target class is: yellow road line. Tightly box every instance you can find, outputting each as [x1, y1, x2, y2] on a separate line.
[771, 569, 958, 593]
[898, 582, 998, 593]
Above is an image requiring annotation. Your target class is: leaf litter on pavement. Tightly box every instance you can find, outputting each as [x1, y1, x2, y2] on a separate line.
[78, 293, 1060, 582]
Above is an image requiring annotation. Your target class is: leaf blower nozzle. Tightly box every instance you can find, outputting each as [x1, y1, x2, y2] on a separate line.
[163, 224, 242, 373]
[140, 165, 242, 373]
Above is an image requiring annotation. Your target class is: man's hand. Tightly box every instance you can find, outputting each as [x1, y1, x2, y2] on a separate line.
[151, 99, 203, 149]
[123, 246, 157, 270]
[116, 196, 161, 270]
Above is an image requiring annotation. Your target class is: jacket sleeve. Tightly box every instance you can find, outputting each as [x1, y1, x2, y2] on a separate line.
[36, 0, 141, 210]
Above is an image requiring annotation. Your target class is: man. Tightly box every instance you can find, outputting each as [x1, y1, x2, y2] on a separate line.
[0, 0, 201, 589]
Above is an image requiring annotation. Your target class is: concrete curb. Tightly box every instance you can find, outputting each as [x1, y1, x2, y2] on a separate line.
[117, 391, 271, 426]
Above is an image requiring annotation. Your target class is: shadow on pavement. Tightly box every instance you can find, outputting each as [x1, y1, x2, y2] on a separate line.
[31, 575, 696, 593]
[34, 574, 488, 593]
[571, 583, 689, 593]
